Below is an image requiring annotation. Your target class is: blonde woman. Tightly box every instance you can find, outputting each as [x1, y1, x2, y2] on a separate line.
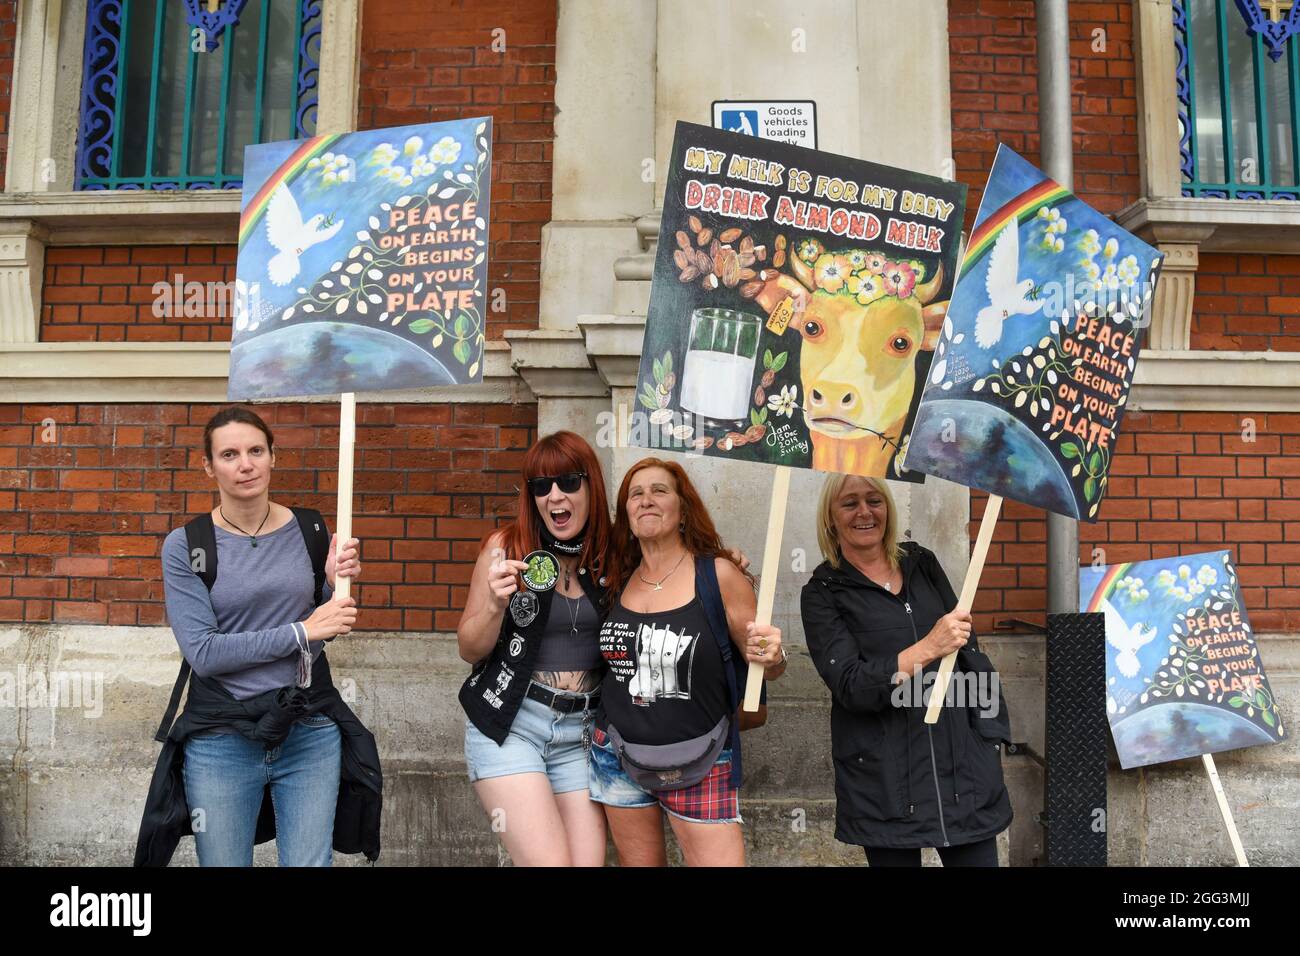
[800, 474, 1012, 866]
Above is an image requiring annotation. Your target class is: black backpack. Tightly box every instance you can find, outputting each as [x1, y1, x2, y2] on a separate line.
[154, 508, 329, 742]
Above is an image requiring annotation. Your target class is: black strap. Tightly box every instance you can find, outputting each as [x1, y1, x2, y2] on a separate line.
[695, 555, 754, 787]
[157, 508, 330, 742]
[183, 513, 218, 592]
[154, 659, 191, 743]
[290, 507, 329, 606]
[695, 555, 740, 713]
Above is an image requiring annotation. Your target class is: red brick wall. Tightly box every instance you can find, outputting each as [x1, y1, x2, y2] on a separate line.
[40, 247, 237, 342]
[0, 0, 15, 192]
[971, 411, 1300, 634]
[1192, 252, 1300, 352]
[948, 4, 1297, 634]
[949, 0, 1139, 228]
[358, 0, 556, 340]
[37, 0, 557, 344]
[0, 402, 535, 630]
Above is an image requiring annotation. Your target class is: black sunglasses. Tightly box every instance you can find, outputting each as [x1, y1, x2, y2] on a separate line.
[527, 472, 586, 496]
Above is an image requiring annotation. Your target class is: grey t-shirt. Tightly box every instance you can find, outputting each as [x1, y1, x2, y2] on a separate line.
[534, 591, 603, 672]
[161, 517, 332, 700]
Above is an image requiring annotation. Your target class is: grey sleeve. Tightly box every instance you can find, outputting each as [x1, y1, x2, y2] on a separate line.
[161, 530, 304, 678]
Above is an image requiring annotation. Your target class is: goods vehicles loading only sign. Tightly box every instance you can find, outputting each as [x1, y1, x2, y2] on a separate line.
[711, 100, 817, 148]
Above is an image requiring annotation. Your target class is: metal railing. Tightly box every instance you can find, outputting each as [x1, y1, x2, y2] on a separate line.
[1175, 0, 1300, 199]
[76, 0, 321, 190]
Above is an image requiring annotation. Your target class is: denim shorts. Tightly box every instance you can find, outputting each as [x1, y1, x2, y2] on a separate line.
[463, 683, 596, 794]
[587, 726, 741, 824]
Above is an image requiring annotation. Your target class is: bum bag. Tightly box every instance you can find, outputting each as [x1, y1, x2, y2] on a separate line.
[604, 714, 730, 791]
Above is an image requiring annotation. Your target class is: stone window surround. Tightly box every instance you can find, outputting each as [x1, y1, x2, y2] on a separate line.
[1123, 0, 1300, 349]
[0, 0, 363, 344]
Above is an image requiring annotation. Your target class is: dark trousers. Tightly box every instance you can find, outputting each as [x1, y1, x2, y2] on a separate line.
[864, 836, 999, 867]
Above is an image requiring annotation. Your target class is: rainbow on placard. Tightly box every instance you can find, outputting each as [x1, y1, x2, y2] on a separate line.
[958, 178, 1073, 280]
[238, 133, 346, 249]
[1085, 562, 1133, 612]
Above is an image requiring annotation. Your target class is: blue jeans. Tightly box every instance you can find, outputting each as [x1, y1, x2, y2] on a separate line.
[182, 715, 341, 867]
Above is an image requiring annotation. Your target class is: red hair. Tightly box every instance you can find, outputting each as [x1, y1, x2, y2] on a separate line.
[608, 457, 754, 596]
[485, 431, 613, 578]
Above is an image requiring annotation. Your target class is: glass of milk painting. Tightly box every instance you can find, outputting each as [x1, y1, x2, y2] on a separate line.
[680, 307, 760, 424]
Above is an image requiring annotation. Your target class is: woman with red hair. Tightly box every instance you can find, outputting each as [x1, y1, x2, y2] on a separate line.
[457, 431, 615, 866]
[588, 457, 786, 866]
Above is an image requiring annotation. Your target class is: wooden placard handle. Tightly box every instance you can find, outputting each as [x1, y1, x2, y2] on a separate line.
[744, 466, 791, 711]
[924, 494, 1002, 725]
[1202, 753, 1249, 866]
[333, 393, 357, 602]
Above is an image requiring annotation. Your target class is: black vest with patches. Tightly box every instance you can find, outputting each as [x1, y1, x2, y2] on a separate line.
[459, 564, 608, 745]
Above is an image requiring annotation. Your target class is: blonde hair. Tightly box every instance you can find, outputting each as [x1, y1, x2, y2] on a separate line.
[816, 474, 902, 570]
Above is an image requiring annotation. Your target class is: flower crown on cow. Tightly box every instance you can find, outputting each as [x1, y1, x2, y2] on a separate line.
[793, 237, 930, 304]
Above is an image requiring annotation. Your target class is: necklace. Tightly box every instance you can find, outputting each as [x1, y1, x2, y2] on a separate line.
[561, 593, 581, 636]
[637, 550, 687, 592]
[220, 504, 272, 547]
[869, 568, 898, 592]
[850, 554, 896, 592]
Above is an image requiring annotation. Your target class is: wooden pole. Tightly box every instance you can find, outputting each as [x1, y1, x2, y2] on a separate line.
[1202, 753, 1249, 866]
[744, 465, 791, 711]
[333, 392, 356, 602]
[924, 493, 1002, 724]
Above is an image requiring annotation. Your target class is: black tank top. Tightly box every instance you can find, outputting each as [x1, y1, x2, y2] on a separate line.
[597, 594, 728, 746]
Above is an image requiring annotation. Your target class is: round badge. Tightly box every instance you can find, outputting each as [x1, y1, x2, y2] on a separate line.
[508, 636, 525, 659]
[521, 550, 560, 592]
[508, 590, 539, 628]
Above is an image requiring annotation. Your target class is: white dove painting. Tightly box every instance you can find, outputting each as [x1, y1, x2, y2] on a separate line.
[1099, 596, 1157, 679]
[230, 117, 492, 400]
[973, 220, 1041, 349]
[1080, 552, 1283, 770]
[265, 186, 343, 286]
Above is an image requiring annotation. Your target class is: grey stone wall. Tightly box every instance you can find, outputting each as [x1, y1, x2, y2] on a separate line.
[1, 623, 1295, 865]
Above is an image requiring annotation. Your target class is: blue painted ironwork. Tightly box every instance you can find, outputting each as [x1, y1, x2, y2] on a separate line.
[77, 0, 318, 191]
[1232, 0, 1300, 62]
[1177, 0, 1300, 198]
[76, 0, 123, 190]
[183, 0, 251, 53]
[296, 0, 323, 137]
[1173, 0, 1195, 191]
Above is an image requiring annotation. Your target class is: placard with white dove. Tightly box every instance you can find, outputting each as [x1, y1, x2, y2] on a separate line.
[904, 145, 1165, 520]
[229, 118, 492, 400]
[1080, 550, 1284, 770]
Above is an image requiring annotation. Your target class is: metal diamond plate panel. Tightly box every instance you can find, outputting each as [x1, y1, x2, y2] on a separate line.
[1046, 612, 1108, 866]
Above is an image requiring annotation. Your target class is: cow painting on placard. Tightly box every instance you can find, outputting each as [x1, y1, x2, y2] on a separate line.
[628, 122, 966, 480]
[229, 118, 492, 401]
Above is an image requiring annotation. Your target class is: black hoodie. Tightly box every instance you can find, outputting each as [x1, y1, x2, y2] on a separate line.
[801, 541, 1013, 850]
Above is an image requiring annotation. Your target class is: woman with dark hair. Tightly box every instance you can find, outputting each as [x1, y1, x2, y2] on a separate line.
[800, 474, 1012, 867]
[587, 457, 785, 867]
[146, 405, 376, 867]
[457, 430, 615, 866]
